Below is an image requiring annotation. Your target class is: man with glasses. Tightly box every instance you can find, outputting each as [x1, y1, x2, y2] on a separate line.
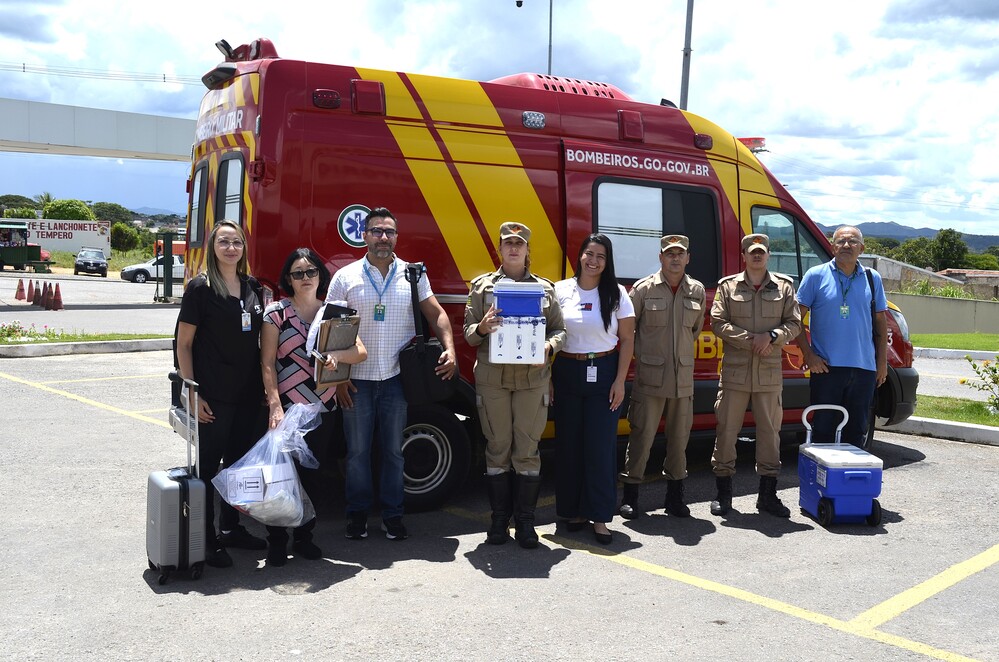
[315, 207, 457, 541]
[619, 235, 705, 519]
[796, 226, 888, 447]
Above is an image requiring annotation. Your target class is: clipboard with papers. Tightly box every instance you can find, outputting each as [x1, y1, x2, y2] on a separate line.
[312, 304, 360, 391]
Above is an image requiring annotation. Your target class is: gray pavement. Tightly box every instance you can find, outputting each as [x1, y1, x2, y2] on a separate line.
[0, 350, 997, 661]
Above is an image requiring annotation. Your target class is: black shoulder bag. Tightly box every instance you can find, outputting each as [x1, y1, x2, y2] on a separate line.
[398, 263, 456, 406]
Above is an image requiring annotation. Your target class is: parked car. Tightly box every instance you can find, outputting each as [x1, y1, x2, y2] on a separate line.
[120, 255, 184, 283]
[74, 248, 108, 277]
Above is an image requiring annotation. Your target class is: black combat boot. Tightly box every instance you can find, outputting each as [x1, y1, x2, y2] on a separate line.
[756, 475, 790, 518]
[619, 483, 641, 519]
[485, 472, 514, 545]
[513, 474, 543, 549]
[710, 476, 733, 516]
[664, 479, 691, 517]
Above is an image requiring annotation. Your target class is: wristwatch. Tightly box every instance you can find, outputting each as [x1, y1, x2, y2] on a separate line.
[769, 330, 778, 343]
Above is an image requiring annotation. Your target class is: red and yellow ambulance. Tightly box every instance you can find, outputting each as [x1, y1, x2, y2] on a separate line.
[185, 38, 917, 510]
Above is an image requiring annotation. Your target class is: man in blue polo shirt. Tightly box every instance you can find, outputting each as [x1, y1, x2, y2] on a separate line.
[796, 226, 888, 446]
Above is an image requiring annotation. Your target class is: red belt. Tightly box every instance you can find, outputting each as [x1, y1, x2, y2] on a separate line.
[559, 349, 616, 360]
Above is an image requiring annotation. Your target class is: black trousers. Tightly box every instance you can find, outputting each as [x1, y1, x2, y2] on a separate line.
[196, 399, 266, 543]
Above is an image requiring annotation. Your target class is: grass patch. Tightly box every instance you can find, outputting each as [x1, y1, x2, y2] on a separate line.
[0, 321, 168, 345]
[915, 394, 998, 427]
[910, 333, 999, 352]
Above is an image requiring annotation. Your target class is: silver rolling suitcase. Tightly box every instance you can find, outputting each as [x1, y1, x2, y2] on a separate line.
[146, 373, 206, 584]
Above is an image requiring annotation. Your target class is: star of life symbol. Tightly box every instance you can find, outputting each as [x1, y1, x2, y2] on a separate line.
[338, 204, 371, 248]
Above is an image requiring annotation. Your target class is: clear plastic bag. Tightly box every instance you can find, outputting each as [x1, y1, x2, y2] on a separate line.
[212, 402, 322, 528]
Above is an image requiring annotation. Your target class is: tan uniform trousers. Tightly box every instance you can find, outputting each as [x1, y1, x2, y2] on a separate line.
[621, 391, 693, 483]
[477, 381, 548, 474]
[712, 388, 782, 477]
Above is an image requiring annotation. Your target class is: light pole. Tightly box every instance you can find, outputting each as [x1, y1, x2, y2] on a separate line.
[679, 0, 694, 109]
[516, 0, 554, 76]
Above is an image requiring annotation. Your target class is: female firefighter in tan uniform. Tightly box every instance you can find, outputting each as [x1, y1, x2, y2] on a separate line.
[464, 222, 566, 549]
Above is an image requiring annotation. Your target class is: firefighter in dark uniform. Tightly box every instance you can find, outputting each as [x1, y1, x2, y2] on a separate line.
[464, 222, 566, 548]
[619, 235, 705, 519]
[709, 233, 802, 517]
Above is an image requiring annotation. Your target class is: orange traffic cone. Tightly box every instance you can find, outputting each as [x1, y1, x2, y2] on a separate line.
[27, 279, 35, 302]
[15, 279, 26, 301]
[41, 283, 51, 309]
[32, 281, 42, 306]
[52, 283, 64, 311]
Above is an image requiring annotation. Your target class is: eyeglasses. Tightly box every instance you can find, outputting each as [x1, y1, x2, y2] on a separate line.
[289, 268, 320, 281]
[216, 239, 245, 249]
[833, 238, 861, 247]
[366, 228, 398, 238]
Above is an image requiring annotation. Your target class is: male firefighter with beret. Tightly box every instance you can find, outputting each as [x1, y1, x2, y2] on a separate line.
[709, 233, 801, 517]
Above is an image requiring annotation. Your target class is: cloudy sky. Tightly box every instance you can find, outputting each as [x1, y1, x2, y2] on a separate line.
[2, 0, 998, 238]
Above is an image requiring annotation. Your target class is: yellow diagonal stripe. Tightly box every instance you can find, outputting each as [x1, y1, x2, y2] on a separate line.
[354, 68, 422, 119]
[456, 162, 565, 281]
[407, 74, 503, 127]
[850, 543, 999, 630]
[0, 371, 170, 429]
[404, 160, 495, 283]
[386, 122, 444, 161]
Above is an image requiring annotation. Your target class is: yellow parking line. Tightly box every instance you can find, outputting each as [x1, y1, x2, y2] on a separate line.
[445, 502, 980, 661]
[544, 534, 980, 662]
[850, 543, 999, 629]
[39, 374, 163, 385]
[0, 370, 171, 429]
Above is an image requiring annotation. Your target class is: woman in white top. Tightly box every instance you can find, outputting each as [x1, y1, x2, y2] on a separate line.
[552, 233, 635, 544]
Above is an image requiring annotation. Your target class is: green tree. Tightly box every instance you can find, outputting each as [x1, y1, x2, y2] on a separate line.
[985, 245, 999, 259]
[92, 201, 134, 225]
[0, 194, 38, 210]
[932, 228, 968, 271]
[43, 199, 96, 220]
[33, 191, 54, 207]
[963, 253, 999, 270]
[111, 221, 140, 251]
[2, 207, 38, 219]
[894, 237, 935, 270]
[863, 237, 895, 257]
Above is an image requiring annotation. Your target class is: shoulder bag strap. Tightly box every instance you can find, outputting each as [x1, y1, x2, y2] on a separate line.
[865, 268, 879, 339]
[405, 263, 427, 351]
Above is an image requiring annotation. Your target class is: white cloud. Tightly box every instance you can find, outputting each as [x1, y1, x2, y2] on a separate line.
[0, 0, 997, 236]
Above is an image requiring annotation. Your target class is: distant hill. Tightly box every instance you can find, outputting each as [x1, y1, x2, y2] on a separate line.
[134, 206, 183, 217]
[815, 221, 999, 253]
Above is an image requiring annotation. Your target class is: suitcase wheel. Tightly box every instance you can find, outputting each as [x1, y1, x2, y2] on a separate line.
[817, 498, 834, 527]
[190, 563, 204, 580]
[866, 499, 883, 527]
[157, 572, 169, 586]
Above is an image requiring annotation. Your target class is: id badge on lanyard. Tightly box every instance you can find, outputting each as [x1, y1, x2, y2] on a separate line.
[240, 299, 252, 331]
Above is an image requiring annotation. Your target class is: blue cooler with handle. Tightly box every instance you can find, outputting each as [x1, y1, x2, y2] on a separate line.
[798, 404, 883, 527]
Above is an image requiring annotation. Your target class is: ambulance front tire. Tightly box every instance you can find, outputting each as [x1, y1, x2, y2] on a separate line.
[817, 498, 834, 527]
[866, 499, 882, 527]
[402, 404, 472, 513]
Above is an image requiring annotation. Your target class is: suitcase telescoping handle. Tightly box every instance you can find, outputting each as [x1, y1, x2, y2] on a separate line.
[168, 371, 201, 478]
[801, 404, 849, 446]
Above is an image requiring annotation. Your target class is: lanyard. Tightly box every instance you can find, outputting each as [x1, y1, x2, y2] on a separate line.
[363, 260, 398, 304]
[835, 266, 860, 306]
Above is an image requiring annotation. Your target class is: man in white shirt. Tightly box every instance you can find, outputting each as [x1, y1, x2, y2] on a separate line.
[322, 208, 456, 541]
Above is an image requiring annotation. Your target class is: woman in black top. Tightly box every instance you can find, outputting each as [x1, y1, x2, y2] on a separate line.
[176, 220, 267, 568]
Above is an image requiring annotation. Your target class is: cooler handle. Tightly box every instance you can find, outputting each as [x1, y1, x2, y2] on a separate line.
[801, 404, 849, 446]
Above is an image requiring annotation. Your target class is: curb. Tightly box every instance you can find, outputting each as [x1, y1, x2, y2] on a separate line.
[913, 347, 996, 361]
[0, 338, 171, 358]
[882, 416, 998, 446]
